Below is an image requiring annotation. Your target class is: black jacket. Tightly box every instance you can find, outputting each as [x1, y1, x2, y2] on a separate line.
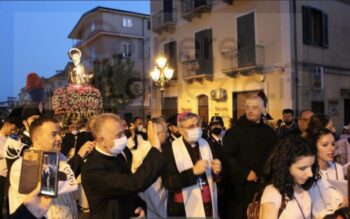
[222, 115, 277, 219]
[82, 147, 164, 219]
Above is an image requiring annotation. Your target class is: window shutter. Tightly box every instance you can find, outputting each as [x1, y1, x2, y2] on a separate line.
[302, 6, 311, 45]
[204, 29, 213, 75]
[322, 13, 328, 48]
[170, 41, 177, 78]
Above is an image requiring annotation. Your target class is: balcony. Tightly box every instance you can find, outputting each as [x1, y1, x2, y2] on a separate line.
[183, 58, 213, 82]
[181, 0, 212, 21]
[152, 9, 177, 34]
[221, 45, 265, 76]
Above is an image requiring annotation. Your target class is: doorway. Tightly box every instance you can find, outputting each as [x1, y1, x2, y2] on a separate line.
[198, 95, 209, 123]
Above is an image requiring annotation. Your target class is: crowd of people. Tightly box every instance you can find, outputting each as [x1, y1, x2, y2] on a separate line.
[0, 95, 349, 219]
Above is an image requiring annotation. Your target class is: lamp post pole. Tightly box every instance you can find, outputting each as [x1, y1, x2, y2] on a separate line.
[150, 56, 174, 116]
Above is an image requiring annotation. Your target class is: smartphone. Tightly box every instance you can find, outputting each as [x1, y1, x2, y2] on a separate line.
[40, 151, 59, 197]
[19, 149, 43, 194]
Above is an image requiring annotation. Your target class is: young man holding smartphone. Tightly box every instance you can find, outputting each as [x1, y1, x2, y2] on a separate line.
[8, 118, 79, 219]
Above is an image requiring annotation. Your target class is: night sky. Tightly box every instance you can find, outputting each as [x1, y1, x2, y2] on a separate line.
[0, 1, 150, 101]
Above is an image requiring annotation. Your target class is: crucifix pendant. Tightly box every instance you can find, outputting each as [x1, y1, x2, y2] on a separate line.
[197, 177, 206, 190]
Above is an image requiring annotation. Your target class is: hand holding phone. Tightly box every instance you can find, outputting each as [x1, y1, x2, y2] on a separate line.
[40, 152, 59, 197]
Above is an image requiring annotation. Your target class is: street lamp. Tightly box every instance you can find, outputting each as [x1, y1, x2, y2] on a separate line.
[150, 56, 174, 112]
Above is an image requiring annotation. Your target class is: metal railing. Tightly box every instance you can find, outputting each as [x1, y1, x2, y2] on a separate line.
[183, 57, 213, 79]
[181, 0, 212, 20]
[151, 9, 177, 33]
[221, 45, 265, 74]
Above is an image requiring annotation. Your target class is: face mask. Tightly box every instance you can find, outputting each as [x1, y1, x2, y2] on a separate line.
[109, 136, 128, 155]
[71, 130, 78, 135]
[9, 134, 19, 140]
[211, 127, 222, 135]
[187, 128, 202, 143]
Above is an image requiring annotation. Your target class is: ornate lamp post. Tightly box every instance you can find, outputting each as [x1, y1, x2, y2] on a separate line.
[150, 56, 174, 112]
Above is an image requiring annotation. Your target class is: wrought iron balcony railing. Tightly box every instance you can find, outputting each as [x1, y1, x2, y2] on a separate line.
[221, 45, 265, 75]
[181, 0, 212, 21]
[183, 58, 213, 81]
[151, 9, 177, 34]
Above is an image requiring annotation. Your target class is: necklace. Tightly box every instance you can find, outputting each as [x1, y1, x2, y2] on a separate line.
[293, 193, 306, 219]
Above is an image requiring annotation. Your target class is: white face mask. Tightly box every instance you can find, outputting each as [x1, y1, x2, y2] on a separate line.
[109, 136, 128, 155]
[186, 128, 202, 144]
[71, 130, 78, 136]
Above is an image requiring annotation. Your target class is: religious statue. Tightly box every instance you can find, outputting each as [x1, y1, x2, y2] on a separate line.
[67, 48, 94, 85]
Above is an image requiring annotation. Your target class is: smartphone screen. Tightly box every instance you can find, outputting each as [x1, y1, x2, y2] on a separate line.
[40, 152, 59, 197]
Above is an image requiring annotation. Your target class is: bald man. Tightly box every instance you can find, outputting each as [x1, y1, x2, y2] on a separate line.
[223, 96, 277, 219]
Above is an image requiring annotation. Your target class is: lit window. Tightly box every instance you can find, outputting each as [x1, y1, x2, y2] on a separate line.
[123, 17, 133, 28]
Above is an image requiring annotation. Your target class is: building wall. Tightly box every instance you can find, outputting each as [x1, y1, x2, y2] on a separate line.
[150, 0, 293, 124]
[294, 0, 350, 130]
[72, 8, 151, 119]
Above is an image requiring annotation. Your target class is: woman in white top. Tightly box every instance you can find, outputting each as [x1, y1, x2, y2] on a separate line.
[260, 135, 320, 219]
[307, 128, 346, 218]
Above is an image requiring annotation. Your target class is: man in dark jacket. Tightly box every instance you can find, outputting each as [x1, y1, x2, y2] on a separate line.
[82, 113, 165, 219]
[223, 96, 277, 219]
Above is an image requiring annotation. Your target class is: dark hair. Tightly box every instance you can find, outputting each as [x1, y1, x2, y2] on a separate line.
[306, 114, 331, 137]
[132, 116, 142, 123]
[308, 127, 334, 146]
[262, 135, 319, 199]
[299, 109, 313, 119]
[282, 108, 294, 116]
[29, 117, 58, 138]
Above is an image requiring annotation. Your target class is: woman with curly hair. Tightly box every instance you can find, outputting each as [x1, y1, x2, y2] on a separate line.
[308, 128, 346, 218]
[260, 135, 319, 219]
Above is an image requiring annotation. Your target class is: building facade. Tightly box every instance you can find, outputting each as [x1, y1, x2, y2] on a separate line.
[43, 70, 67, 110]
[68, 6, 151, 121]
[150, 0, 350, 130]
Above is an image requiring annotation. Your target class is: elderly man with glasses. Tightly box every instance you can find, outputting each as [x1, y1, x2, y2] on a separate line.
[162, 112, 222, 218]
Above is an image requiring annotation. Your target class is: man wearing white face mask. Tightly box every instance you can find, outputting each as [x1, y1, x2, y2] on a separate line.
[81, 113, 165, 219]
[162, 112, 222, 218]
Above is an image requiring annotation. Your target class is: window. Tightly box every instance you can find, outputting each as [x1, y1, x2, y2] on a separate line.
[147, 21, 151, 30]
[237, 12, 256, 68]
[122, 43, 132, 57]
[195, 28, 213, 75]
[302, 6, 328, 48]
[90, 21, 95, 32]
[90, 46, 96, 61]
[122, 17, 133, 28]
[164, 41, 177, 78]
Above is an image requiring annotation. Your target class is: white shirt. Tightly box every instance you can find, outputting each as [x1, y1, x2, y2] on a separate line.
[131, 139, 167, 218]
[261, 185, 312, 219]
[309, 162, 345, 219]
[9, 155, 78, 219]
[319, 161, 344, 180]
[0, 135, 8, 177]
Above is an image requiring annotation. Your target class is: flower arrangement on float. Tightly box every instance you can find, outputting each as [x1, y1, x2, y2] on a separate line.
[52, 85, 103, 123]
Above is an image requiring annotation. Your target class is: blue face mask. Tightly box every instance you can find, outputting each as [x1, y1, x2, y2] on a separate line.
[9, 134, 19, 140]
